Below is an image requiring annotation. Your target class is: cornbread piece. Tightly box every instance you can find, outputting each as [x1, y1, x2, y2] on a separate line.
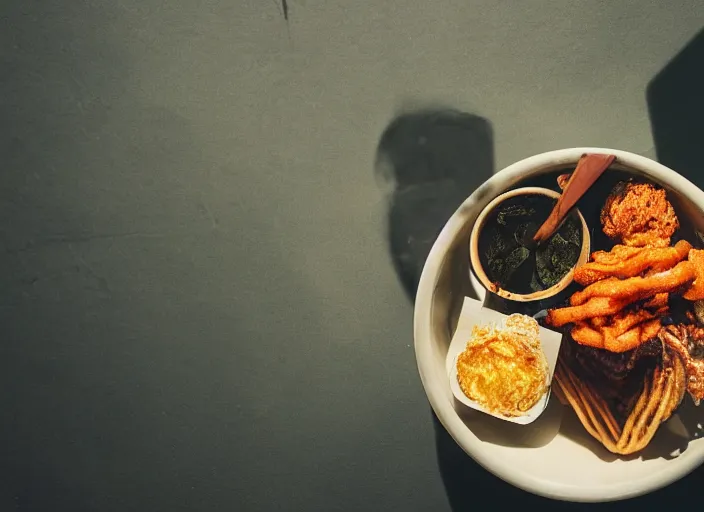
[456, 317, 548, 417]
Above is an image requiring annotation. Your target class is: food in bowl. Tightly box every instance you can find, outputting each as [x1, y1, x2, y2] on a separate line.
[455, 314, 549, 417]
[478, 194, 583, 294]
[543, 178, 704, 455]
[414, 148, 704, 501]
[469, 187, 591, 303]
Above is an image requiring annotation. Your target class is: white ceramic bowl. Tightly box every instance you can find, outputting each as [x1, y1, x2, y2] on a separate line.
[414, 147, 704, 502]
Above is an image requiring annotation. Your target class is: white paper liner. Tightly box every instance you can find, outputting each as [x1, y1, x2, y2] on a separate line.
[446, 297, 563, 425]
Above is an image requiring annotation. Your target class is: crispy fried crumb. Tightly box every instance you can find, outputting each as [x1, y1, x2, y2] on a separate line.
[601, 182, 678, 247]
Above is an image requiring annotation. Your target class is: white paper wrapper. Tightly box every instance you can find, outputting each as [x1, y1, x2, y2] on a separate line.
[446, 297, 563, 425]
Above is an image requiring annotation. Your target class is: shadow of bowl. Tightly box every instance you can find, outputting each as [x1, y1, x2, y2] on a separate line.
[375, 107, 494, 300]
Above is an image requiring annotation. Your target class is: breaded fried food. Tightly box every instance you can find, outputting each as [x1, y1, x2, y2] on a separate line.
[571, 321, 604, 347]
[601, 182, 679, 247]
[574, 240, 692, 286]
[590, 316, 608, 328]
[545, 296, 631, 327]
[590, 245, 644, 264]
[683, 249, 704, 301]
[570, 311, 661, 352]
[569, 260, 695, 306]
[606, 309, 655, 337]
[606, 319, 661, 353]
[643, 292, 669, 310]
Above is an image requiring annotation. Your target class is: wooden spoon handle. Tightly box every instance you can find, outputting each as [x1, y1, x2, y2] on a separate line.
[533, 153, 615, 243]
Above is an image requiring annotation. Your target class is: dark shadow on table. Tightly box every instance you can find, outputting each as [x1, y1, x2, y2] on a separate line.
[643, 25, 704, 501]
[374, 107, 494, 301]
[647, 28, 704, 189]
[433, 411, 704, 511]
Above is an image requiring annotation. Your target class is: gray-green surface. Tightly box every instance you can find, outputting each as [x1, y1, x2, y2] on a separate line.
[1, 2, 703, 510]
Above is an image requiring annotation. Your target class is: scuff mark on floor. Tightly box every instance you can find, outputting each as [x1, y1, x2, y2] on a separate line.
[68, 243, 112, 295]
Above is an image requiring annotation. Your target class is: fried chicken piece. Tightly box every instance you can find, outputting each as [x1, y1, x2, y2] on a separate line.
[545, 296, 631, 328]
[683, 249, 704, 301]
[600, 182, 679, 247]
[569, 261, 695, 306]
[574, 240, 692, 286]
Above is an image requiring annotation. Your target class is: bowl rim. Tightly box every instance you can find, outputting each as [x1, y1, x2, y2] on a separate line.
[468, 186, 590, 302]
[413, 147, 704, 502]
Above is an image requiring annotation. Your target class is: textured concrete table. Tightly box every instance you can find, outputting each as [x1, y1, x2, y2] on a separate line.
[1, 2, 703, 510]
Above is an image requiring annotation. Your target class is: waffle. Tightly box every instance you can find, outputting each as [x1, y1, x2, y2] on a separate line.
[554, 342, 686, 455]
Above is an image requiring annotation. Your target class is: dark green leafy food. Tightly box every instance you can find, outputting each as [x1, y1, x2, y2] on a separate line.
[497, 204, 534, 226]
[487, 245, 531, 286]
[561, 216, 582, 246]
[478, 195, 582, 294]
[535, 233, 580, 288]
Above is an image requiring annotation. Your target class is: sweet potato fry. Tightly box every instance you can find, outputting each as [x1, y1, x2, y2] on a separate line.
[605, 309, 654, 338]
[605, 319, 661, 353]
[589, 245, 644, 265]
[569, 261, 695, 306]
[572, 311, 659, 351]
[546, 297, 631, 328]
[605, 325, 641, 353]
[653, 306, 669, 317]
[571, 322, 604, 349]
[574, 240, 692, 286]
[643, 293, 669, 310]
[683, 249, 704, 301]
[590, 316, 608, 328]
